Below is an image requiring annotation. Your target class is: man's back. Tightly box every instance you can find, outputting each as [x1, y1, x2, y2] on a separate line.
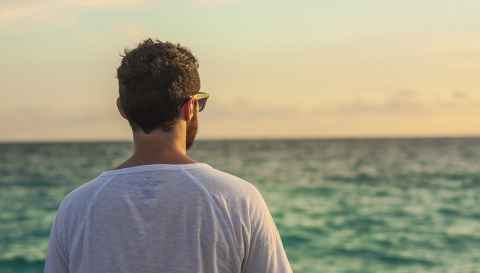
[44, 162, 292, 273]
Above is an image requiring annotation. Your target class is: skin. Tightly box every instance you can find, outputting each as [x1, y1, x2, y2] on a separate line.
[112, 96, 200, 170]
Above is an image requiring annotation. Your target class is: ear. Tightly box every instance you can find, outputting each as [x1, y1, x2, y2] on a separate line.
[116, 97, 128, 119]
[181, 98, 195, 121]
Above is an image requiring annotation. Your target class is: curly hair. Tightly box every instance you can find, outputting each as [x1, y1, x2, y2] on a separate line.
[116, 38, 200, 133]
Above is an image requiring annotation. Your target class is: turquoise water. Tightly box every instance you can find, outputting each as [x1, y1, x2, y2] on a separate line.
[0, 138, 479, 273]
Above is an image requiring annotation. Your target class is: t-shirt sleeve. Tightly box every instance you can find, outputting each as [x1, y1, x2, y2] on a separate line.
[44, 210, 69, 273]
[241, 184, 293, 273]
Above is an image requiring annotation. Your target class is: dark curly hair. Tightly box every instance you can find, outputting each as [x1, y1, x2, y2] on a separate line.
[116, 38, 200, 134]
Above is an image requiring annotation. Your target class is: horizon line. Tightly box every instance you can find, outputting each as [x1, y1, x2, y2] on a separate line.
[2, 134, 480, 144]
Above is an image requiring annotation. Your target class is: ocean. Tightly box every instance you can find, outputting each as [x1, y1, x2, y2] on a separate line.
[0, 138, 478, 273]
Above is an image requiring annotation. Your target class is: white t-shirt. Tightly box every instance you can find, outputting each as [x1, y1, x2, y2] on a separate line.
[44, 162, 293, 273]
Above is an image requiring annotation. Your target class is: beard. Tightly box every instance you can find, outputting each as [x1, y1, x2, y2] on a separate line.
[186, 109, 198, 150]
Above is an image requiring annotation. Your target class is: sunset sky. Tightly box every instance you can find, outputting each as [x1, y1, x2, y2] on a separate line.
[2, 0, 480, 141]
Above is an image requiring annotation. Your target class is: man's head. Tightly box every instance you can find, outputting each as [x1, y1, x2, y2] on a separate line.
[116, 38, 201, 149]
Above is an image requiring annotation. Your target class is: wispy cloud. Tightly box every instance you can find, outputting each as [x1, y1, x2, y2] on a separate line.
[204, 96, 301, 122]
[0, 1, 45, 21]
[334, 90, 426, 116]
[316, 89, 480, 119]
[0, 0, 237, 23]
[70, 0, 146, 8]
[191, 0, 239, 7]
[0, 0, 146, 22]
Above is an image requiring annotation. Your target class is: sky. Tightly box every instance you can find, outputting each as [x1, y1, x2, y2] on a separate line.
[2, 0, 480, 141]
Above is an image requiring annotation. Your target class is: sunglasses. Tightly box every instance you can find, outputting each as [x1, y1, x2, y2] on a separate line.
[181, 91, 210, 112]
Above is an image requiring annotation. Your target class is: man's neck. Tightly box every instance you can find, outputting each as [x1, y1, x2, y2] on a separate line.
[113, 134, 196, 170]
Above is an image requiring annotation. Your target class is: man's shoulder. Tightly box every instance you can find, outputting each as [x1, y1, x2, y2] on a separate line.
[185, 164, 263, 202]
[191, 165, 272, 225]
[57, 175, 108, 214]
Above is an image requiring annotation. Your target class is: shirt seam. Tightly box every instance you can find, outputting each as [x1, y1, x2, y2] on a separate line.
[65, 174, 117, 260]
[51, 213, 69, 269]
[99, 163, 211, 177]
[181, 168, 242, 270]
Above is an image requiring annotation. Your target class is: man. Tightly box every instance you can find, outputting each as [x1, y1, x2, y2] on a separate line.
[44, 38, 293, 273]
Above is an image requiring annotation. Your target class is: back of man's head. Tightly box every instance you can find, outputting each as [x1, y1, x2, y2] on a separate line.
[116, 38, 200, 134]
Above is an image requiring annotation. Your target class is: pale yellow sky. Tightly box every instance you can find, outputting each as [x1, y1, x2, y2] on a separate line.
[2, 0, 480, 141]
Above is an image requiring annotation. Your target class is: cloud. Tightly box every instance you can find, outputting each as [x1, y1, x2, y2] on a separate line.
[0, 102, 120, 140]
[333, 89, 425, 116]
[202, 89, 480, 124]
[451, 90, 469, 100]
[204, 96, 302, 122]
[0, 0, 236, 22]
[0, 0, 146, 22]
[0, 1, 45, 21]
[191, 0, 239, 7]
[308, 89, 480, 119]
[67, 0, 146, 8]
